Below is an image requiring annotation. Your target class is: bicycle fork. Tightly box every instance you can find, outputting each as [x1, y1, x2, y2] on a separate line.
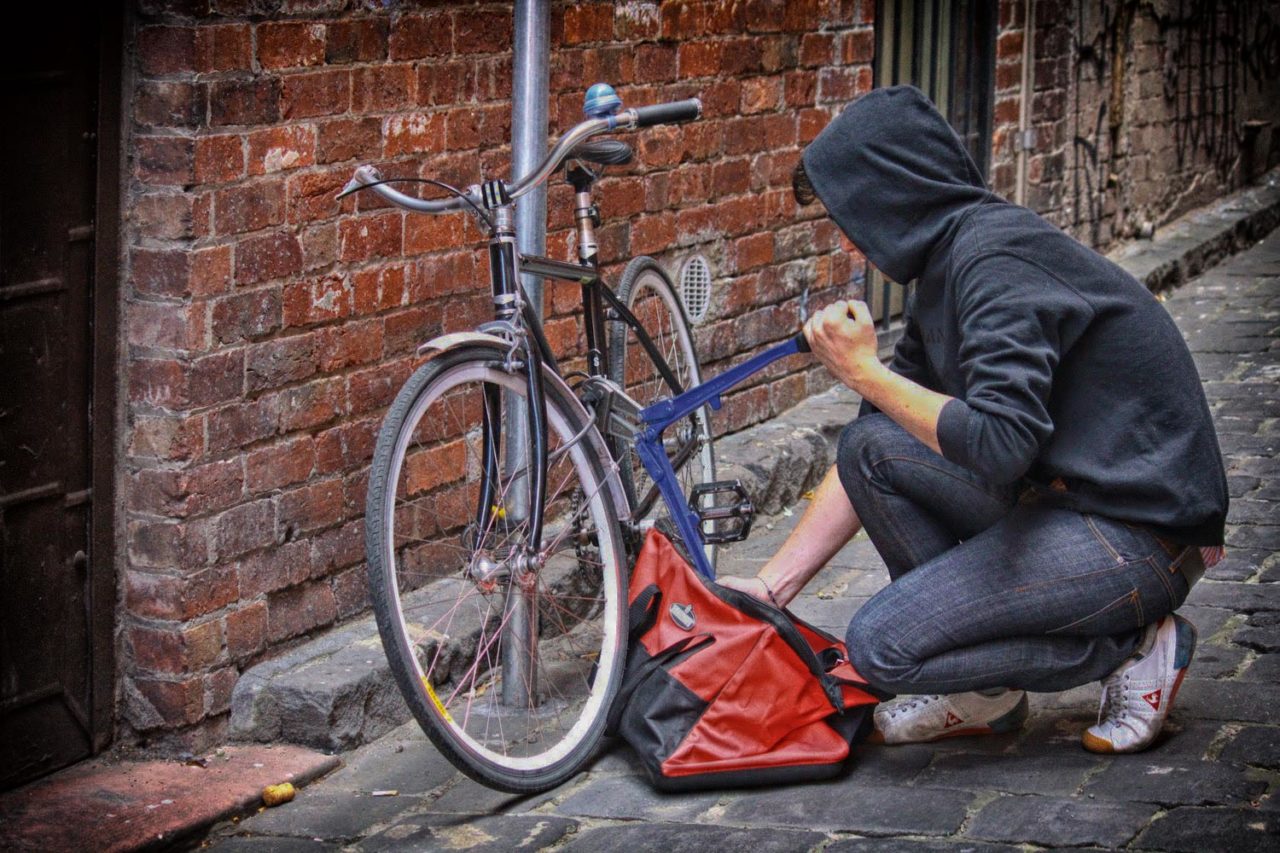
[475, 202, 550, 709]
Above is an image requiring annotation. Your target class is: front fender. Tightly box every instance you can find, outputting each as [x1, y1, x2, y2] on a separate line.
[416, 331, 512, 357]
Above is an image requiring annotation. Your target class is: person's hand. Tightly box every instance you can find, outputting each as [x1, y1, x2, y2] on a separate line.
[802, 300, 882, 392]
[717, 574, 782, 607]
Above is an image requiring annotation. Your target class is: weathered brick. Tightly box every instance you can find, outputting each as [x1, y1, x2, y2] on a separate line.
[257, 21, 326, 69]
[213, 498, 277, 561]
[282, 274, 354, 327]
[278, 479, 346, 536]
[275, 376, 345, 432]
[128, 299, 206, 352]
[416, 59, 477, 106]
[310, 520, 363, 578]
[132, 248, 192, 299]
[384, 112, 445, 156]
[133, 193, 196, 241]
[563, 3, 613, 44]
[316, 117, 381, 164]
[129, 413, 205, 462]
[339, 213, 403, 262]
[131, 457, 244, 520]
[205, 666, 238, 716]
[194, 134, 245, 185]
[281, 69, 351, 119]
[842, 27, 875, 64]
[246, 333, 318, 393]
[138, 25, 197, 76]
[388, 11, 452, 59]
[135, 136, 195, 185]
[128, 517, 210, 570]
[325, 17, 388, 64]
[195, 24, 252, 72]
[301, 222, 339, 271]
[225, 600, 268, 659]
[124, 566, 237, 623]
[316, 319, 384, 372]
[267, 580, 338, 643]
[136, 81, 206, 128]
[131, 676, 205, 728]
[352, 64, 415, 112]
[331, 565, 370, 618]
[210, 78, 281, 127]
[211, 287, 282, 344]
[236, 232, 303, 285]
[247, 125, 316, 175]
[213, 180, 285, 235]
[130, 620, 224, 676]
[237, 540, 311, 600]
[206, 399, 277, 454]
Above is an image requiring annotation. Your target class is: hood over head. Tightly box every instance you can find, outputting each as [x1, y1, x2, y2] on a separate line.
[801, 85, 990, 284]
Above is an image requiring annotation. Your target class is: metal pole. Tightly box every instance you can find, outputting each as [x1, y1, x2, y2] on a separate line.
[502, 0, 549, 710]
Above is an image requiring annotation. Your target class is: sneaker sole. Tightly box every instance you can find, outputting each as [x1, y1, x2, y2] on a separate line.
[1082, 616, 1198, 755]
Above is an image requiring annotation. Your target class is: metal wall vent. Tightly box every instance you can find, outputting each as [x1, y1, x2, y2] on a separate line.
[678, 255, 712, 324]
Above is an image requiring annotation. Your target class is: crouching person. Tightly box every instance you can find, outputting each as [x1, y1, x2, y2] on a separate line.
[718, 86, 1227, 754]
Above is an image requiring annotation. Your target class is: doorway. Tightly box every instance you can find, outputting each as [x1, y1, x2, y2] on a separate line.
[1, 4, 121, 789]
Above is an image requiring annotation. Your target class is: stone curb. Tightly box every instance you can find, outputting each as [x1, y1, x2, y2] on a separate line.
[230, 171, 1280, 752]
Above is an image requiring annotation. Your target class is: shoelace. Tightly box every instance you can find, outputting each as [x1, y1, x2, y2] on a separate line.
[1096, 672, 1131, 727]
[884, 695, 940, 718]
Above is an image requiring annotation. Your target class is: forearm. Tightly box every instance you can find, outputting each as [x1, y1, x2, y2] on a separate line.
[853, 360, 952, 456]
[757, 466, 861, 605]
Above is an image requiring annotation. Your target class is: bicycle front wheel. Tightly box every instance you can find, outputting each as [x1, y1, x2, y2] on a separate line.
[365, 345, 626, 792]
[609, 256, 717, 567]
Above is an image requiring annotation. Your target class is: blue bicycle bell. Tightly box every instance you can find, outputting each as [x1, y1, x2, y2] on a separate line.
[583, 82, 622, 118]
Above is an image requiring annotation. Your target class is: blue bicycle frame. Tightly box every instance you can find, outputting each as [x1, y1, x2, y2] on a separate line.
[634, 333, 810, 580]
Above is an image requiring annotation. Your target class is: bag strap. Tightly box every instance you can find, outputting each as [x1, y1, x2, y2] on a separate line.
[605, 632, 715, 735]
[628, 584, 662, 643]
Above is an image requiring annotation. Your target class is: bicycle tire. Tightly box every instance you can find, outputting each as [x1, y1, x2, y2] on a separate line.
[608, 256, 717, 569]
[365, 345, 627, 792]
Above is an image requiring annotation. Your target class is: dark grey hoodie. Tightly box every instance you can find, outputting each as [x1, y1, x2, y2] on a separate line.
[802, 86, 1227, 545]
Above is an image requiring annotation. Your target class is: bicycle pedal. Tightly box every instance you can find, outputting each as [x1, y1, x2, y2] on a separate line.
[689, 480, 754, 545]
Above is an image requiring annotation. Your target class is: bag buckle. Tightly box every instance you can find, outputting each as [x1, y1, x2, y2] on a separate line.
[689, 480, 755, 544]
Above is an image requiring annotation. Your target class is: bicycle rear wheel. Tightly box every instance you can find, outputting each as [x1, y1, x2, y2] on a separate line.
[608, 256, 716, 568]
[365, 345, 626, 792]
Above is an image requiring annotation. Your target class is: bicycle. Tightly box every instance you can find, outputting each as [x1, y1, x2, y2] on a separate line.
[340, 84, 811, 792]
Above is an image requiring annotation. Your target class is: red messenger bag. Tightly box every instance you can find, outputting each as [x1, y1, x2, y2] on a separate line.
[607, 528, 886, 791]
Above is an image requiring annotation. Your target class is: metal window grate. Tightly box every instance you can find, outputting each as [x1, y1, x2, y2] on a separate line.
[679, 255, 712, 324]
[868, 0, 996, 333]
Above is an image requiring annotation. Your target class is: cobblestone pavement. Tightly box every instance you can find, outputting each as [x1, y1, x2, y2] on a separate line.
[199, 227, 1280, 851]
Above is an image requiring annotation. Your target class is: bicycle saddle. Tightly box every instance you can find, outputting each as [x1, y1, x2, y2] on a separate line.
[567, 139, 634, 166]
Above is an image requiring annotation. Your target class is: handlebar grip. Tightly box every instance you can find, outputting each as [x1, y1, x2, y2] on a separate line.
[793, 331, 811, 353]
[633, 98, 702, 128]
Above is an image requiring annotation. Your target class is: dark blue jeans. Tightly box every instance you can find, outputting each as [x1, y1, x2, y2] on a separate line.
[838, 414, 1192, 695]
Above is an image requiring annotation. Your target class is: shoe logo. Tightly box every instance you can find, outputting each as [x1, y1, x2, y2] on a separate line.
[944, 711, 964, 728]
[1142, 689, 1162, 710]
[670, 602, 696, 631]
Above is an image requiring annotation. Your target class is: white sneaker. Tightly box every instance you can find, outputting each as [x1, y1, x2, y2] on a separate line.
[871, 689, 1028, 745]
[1083, 614, 1197, 754]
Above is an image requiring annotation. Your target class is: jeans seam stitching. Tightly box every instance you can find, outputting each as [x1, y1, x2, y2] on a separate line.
[1145, 555, 1179, 610]
[1010, 558, 1151, 596]
[1084, 514, 1124, 564]
[1044, 588, 1140, 635]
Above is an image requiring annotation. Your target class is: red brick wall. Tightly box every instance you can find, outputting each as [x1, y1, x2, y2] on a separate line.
[120, 0, 874, 749]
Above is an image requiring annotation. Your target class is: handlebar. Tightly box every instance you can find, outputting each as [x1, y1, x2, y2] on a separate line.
[340, 96, 702, 214]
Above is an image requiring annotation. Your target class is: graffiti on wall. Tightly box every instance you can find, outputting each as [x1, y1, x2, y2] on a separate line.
[1068, 0, 1278, 242]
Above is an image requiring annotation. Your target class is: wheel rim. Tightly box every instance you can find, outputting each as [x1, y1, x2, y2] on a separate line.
[619, 268, 716, 557]
[378, 360, 621, 772]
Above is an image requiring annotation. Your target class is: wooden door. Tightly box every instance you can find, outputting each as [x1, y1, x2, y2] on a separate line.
[1, 4, 120, 790]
